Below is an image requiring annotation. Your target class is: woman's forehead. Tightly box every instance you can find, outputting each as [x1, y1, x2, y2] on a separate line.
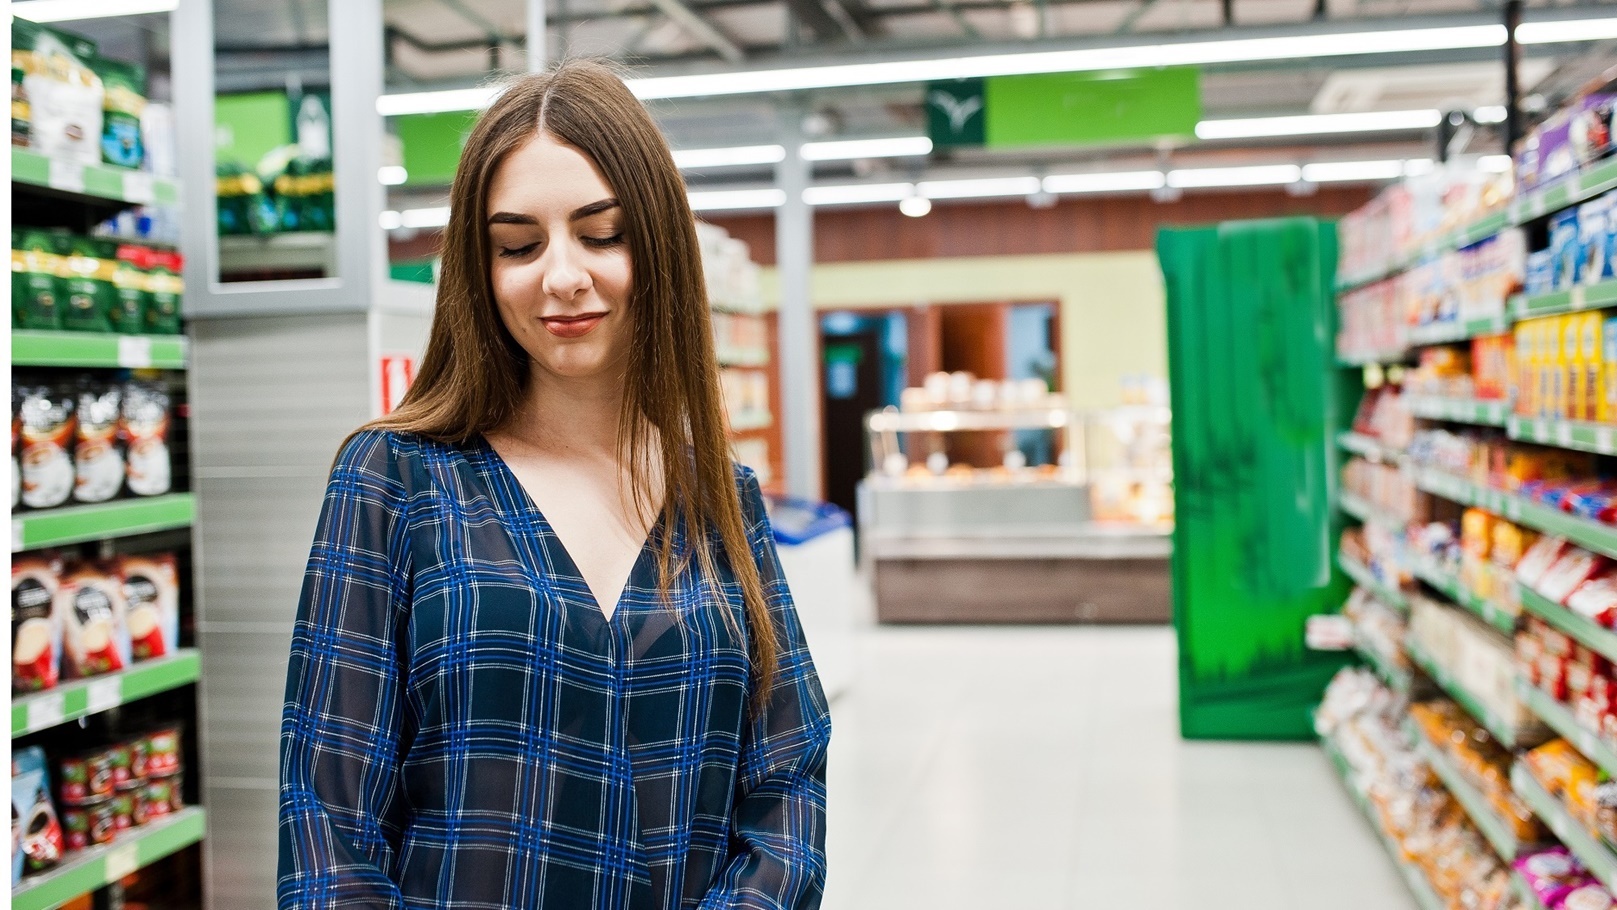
[487, 132, 616, 215]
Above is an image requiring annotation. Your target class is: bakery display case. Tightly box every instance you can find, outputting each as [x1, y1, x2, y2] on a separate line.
[858, 398, 1172, 623]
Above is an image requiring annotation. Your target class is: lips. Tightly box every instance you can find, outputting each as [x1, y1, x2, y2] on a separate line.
[540, 313, 606, 339]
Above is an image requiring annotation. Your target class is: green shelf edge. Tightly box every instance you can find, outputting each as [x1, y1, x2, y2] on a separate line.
[1511, 279, 1617, 322]
[1321, 737, 1448, 910]
[1337, 350, 1412, 368]
[1515, 678, 1617, 779]
[1410, 560, 1518, 636]
[11, 807, 205, 910]
[1337, 551, 1408, 611]
[1407, 314, 1513, 347]
[1337, 432, 1406, 464]
[1354, 638, 1412, 694]
[1513, 871, 1553, 910]
[1513, 765, 1617, 896]
[11, 650, 201, 738]
[1409, 724, 1525, 860]
[11, 331, 188, 369]
[11, 148, 180, 207]
[13, 494, 196, 552]
[1519, 585, 1617, 666]
[1506, 416, 1617, 456]
[1413, 469, 1617, 561]
[1404, 396, 1511, 427]
[1405, 638, 1526, 748]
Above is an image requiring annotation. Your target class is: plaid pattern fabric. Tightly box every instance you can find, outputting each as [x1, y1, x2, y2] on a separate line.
[279, 430, 831, 909]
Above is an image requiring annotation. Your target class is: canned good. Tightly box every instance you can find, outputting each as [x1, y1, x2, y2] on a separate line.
[144, 724, 181, 778]
[60, 799, 115, 851]
[109, 791, 135, 832]
[124, 735, 150, 783]
[107, 741, 134, 792]
[58, 747, 116, 806]
[139, 779, 175, 823]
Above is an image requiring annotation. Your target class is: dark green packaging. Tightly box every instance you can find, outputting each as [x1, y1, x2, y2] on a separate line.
[95, 57, 146, 169]
[61, 236, 117, 332]
[110, 244, 149, 334]
[14, 229, 64, 330]
[12, 65, 29, 147]
[144, 250, 183, 334]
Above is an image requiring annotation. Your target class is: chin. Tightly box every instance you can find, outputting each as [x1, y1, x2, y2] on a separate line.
[538, 348, 619, 380]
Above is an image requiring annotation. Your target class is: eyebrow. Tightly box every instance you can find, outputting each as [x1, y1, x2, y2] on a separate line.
[487, 198, 621, 226]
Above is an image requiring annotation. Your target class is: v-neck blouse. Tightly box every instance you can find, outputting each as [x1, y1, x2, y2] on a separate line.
[278, 430, 832, 910]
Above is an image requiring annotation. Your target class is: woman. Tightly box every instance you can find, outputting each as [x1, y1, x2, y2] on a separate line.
[278, 60, 831, 909]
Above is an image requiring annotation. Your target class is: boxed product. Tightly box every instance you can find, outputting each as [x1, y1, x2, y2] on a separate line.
[17, 382, 76, 510]
[12, 746, 63, 883]
[57, 560, 129, 678]
[1582, 194, 1614, 285]
[1518, 93, 1617, 191]
[12, 553, 62, 694]
[1554, 209, 1584, 292]
[1604, 315, 1617, 423]
[119, 553, 179, 661]
[10, 17, 103, 166]
[1581, 312, 1606, 422]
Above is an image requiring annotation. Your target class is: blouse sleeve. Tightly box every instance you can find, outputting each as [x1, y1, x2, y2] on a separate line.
[278, 430, 414, 909]
[702, 468, 834, 910]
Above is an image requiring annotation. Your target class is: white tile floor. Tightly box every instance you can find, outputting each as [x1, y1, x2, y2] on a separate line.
[819, 624, 1419, 910]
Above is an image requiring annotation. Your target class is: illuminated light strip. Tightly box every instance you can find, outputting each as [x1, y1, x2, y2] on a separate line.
[802, 136, 933, 161]
[672, 145, 786, 168]
[11, 0, 178, 20]
[1196, 109, 1443, 139]
[687, 188, 788, 211]
[1041, 171, 1167, 194]
[1167, 164, 1303, 188]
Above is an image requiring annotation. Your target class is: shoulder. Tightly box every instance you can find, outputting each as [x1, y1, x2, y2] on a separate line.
[731, 461, 767, 526]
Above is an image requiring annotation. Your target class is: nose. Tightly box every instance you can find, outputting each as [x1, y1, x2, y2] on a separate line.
[540, 240, 592, 301]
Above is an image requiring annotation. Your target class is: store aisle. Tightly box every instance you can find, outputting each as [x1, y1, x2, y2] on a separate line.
[819, 625, 1417, 910]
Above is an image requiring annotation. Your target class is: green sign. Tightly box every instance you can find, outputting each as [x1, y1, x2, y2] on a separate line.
[1159, 218, 1354, 740]
[929, 68, 1201, 150]
[396, 111, 477, 187]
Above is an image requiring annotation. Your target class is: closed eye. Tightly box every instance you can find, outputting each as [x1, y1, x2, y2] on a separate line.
[583, 233, 624, 248]
[497, 242, 540, 258]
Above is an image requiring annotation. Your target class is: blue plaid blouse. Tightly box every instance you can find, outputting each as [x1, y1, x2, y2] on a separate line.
[278, 430, 831, 909]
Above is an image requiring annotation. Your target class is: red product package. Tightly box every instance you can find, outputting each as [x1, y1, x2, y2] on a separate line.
[1571, 574, 1617, 628]
[1520, 536, 1573, 588]
[1540, 550, 1612, 605]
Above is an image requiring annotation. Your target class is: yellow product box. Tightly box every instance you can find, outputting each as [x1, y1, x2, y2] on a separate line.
[1580, 312, 1604, 422]
[1540, 317, 1561, 419]
[1565, 314, 1583, 420]
[1603, 315, 1617, 423]
[1515, 320, 1535, 416]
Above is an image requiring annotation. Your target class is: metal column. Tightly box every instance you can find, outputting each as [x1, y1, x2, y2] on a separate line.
[528, 0, 548, 71]
[775, 111, 823, 500]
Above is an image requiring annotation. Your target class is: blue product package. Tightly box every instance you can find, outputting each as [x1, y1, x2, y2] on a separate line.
[1527, 249, 1557, 296]
[11, 745, 62, 883]
[1580, 195, 1612, 285]
[1603, 193, 1617, 281]
[1551, 208, 1582, 291]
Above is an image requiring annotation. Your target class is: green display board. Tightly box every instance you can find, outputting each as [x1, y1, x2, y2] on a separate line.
[396, 111, 477, 187]
[215, 91, 292, 169]
[1159, 218, 1356, 740]
[929, 68, 1201, 149]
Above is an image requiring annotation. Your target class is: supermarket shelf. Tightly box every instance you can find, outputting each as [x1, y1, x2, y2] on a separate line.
[1515, 678, 1617, 779]
[1519, 585, 1617, 665]
[1339, 492, 1408, 533]
[1337, 349, 1412, 367]
[1512, 764, 1617, 896]
[11, 807, 206, 910]
[716, 346, 770, 368]
[11, 494, 197, 552]
[11, 650, 200, 738]
[1409, 558, 1517, 636]
[1337, 431, 1406, 464]
[1414, 468, 1617, 561]
[1407, 314, 1513, 347]
[1510, 278, 1617, 322]
[11, 148, 178, 207]
[1321, 737, 1447, 910]
[1507, 416, 1617, 456]
[1354, 636, 1413, 694]
[1508, 157, 1617, 226]
[1404, 395, 1511, 427]
[218, 231, 337, 277]
[1405, 638, 1528, 748]
[1337, 551, 1408, 611]
[1513, 872, 1554, 910]
[1409, 722, 1529, 860]
[12, 330, 188, 369]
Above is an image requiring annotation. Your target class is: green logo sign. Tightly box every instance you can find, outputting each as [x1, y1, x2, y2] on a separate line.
[927, 79, 987, 148]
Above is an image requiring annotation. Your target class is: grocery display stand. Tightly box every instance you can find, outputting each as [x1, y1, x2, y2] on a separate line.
[1320, 737, 1448, 910]
[1513, 765, 1617, 895]
[11, 4, 207, 903]
[1408, 721, 1535, 859]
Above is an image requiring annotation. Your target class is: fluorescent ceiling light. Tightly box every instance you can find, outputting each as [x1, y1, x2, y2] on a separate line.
[11, 0, 177, 20]
[1168, 164, 1302, 188]
[398, 206, 451, 229]
[1042, 171, 1166, 194]
[1301, 159, 1411, 183]
[379, 211, 404, 231]
[899, 196, 933, 217]
[672, 145, 786, 169]
[1519, 17, 1617, 43]
[378, 166, 409, 186]
[1478, 154, 1513, 173]
[688, 188, 787, 211]
[378, 86, 502, 117]
[802, 136, 933, 161]
[1197, 109, 1443, 140]
[805, 183, 913, 206]
[916, 176, 1042, 199]
[1475, 106, 1507, 124]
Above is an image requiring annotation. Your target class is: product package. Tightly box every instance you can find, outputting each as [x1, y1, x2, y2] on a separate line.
[12, 553, 62, 694]
[119, 553, 178, 661]
[57, 560, 129, 679]
[18, 383, 76, 510]
[11, 17, 103, 166]
[110, 244, 148, 334]
[144, 250, 183, 334]
[61, 237, 117, 333]
[13, 229, 65, 330]
[72, 381, 123, 504]
[12, 746, 63, 883]
[121, 381, 171, 496]
[95, 57, 144, 169]
[1554, 209, 1584, 292]
[1582, 195, 1614, 285]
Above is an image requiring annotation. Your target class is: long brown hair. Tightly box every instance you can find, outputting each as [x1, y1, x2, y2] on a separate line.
[367, 60, 778, 700]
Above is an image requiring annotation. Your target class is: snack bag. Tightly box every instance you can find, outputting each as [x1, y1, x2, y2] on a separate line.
[11, 553, 62, 693]
[119, 553, 177, 661]
[121, 381, 171, 496]
[1539, 549, 1609, 604]
[71, 380, 122, 504]
[1519, 535, 1573, 588]
[56, 561, 129, 678]
[1570, 574, 1617, 628]
[18, 383, 75, 509]
[11, 746, 62, 881]
[12, 18, 103, 167]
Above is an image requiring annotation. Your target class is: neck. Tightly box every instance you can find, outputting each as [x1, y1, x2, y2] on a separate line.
[508, 364, 627, 457]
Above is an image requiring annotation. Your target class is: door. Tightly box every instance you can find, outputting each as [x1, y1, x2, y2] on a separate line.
[821, 330, 884, 522]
